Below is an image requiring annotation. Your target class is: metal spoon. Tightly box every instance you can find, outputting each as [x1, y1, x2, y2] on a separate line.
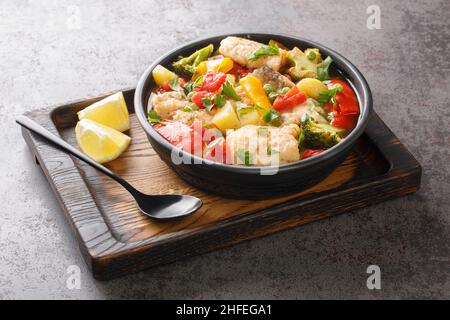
[16, 116, 202, 220]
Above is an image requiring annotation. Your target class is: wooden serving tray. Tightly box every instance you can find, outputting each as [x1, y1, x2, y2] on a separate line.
[21, 89, 421, 280]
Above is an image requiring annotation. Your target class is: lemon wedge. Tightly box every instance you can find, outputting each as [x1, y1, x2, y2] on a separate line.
[77, 92, 130, 132]
[75, 119, 131, 163]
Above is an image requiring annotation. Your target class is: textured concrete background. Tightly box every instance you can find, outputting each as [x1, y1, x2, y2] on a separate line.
[0, 0, 449, 299]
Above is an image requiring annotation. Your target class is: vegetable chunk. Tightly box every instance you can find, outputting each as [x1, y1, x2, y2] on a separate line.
[151, 91, 190, 119]
[287, 47, 323, 81]
[212, 101, 241, 132]
[219, 36, 285, 71]
[226, 125, 300, 165]
[252, 66, 294, 91]
[172, 44, 214, 75]
[301, 113, 345, 149]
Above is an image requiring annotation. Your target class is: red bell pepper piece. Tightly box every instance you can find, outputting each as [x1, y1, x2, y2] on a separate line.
[301, 149, 325, 159]
[328, 79, 359, 115]
[195, 71, 227, 92]
[273, 86, 307, 111]
[331, 112, 358, 131]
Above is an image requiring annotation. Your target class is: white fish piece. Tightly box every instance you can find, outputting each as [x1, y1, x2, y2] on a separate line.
[151, 91, 190, 119]
[226, 124, 300, 166]
[281, 99, 329, 125]
[172, 109, 213, 125]
[219, 36, 285, 71]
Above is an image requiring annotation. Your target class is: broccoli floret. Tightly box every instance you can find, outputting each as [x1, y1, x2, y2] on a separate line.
[301, 113, 345, 149]
[286, 47, 322, 81]
[172, 44, 213, 75]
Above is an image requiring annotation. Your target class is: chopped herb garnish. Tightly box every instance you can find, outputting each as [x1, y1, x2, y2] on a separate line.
[267, 147, 279, 155]
[327, 111, 334, 122]
[147, 110, 161, 123]
[267, 87, 290, 102]
[248, 41, 280, 62]
[187, 91, 195, 101]
[318, 111, 330, 122]
[310, 98, 320, 106]
[168, 76, 182, 92]
[257, 126, 269, 136]
[236, 101, 249, 111]
[236, 102, 262, 115]
[201, 96, 214, 112]
[237, 148, 253, 166]
[262, 109, 281, 127]
[213, 94, 226, 108]
[221, 81, 241, 100]
[317, 83, 343, 106]
[238, 109, 252, 116]
[298, 131, 305, 146]
[316, 56, 333, 81]
[182, 106, 194, 112]
[184, 77, 202, 94]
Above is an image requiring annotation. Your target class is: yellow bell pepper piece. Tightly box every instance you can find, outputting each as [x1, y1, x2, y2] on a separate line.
[192, 57, 234, 80]
[239, 75, 272, 109]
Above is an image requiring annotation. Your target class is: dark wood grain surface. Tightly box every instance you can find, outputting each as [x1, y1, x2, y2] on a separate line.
[22, 89, 421, 280]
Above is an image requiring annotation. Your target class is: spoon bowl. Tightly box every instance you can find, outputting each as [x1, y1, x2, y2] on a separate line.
[135, 194, 202, 219]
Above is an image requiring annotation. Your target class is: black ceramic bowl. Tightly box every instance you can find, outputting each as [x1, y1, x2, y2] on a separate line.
[135, 33, 372, 199]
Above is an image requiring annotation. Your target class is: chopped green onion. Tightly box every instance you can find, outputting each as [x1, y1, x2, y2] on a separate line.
[316, 56, 333, 81]
[187, 91, 195, 101]
[181, 106, 193, 112]
[201, 96, 214, 112]
[257, 126, 269, 136]
[248, 42, 280, 62]
[184, 77, 202, 94]
[298, 131, 305, 146]
[213, 94, 226, 108]
[237, 148, 253, 166]
[222, 81, 241, 100]
[168, 76, 182, 92]
[147, 110, 161, 123]
[262, 109, 281, 127]
[267, 147, 279, 155]
[317, 83, 343, 106]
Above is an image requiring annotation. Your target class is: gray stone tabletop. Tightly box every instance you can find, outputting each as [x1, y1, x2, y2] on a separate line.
[0, 0, 448, 299]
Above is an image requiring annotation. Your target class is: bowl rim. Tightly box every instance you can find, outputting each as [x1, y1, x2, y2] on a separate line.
[134, 32, 372, 174]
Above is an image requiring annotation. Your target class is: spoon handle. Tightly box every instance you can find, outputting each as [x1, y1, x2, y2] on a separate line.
[16, 115, 139, 196]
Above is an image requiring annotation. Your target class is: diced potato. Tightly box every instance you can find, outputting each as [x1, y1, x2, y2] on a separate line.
[296, 78, 328, 100]
[152, 65, 177, 86]
[212, 101, 241, 132]
[239, 109, 261, 126]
